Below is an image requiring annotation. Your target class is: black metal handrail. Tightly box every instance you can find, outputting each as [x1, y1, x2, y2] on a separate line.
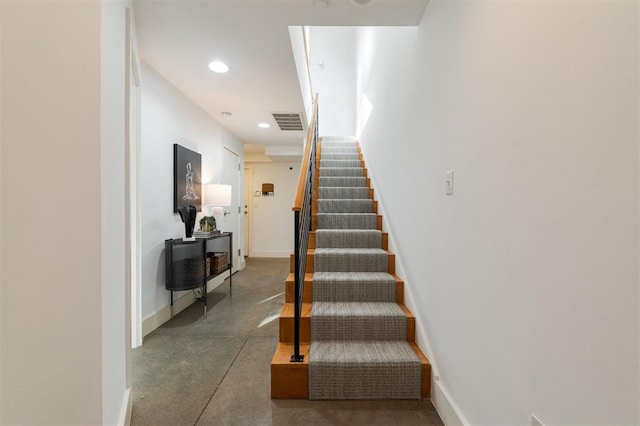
[291, 95, 318, 362]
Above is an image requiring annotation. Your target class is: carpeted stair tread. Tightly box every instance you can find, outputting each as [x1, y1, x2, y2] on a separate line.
[318, 187, 370, 200]
[312, 272, 396, 302]
[309, 341, 421, 400]
[319, 160, 362, 168]
[318, 176, 367, 187]
[312, 301, 405, 318]
[314, 248, 388, 272]
[317, 199, 373, 214]
[311, 302, 406, 341]
[321, 146, 359, 153]
[313, 271, 395, 283]
[321, 144, 357, 150]
[315, 230, 382, 248]
[321, 152, 360, 161]
[316, 213, 377, 230]
[319, 167, 364, 177]
[311, 302, 407, 341]
[321, 137, 357, 143]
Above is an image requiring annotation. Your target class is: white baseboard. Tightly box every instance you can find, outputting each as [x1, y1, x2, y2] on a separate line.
[142, 273, 228, 337]
[118, 387, 132, 426]
[432, 379, 468, 426]
[249, 250, 290, 258]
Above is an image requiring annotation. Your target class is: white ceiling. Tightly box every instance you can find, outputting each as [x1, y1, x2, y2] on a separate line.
[133, 0, 428, 147]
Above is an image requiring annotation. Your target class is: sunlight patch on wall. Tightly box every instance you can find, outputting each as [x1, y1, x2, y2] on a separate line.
[356, 27, 376, 139]
[356, 94, 374, 139]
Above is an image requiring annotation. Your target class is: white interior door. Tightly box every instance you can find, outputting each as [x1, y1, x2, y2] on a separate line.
[221, 148, 241, 271]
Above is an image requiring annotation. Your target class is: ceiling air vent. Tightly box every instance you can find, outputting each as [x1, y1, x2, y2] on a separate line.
[271, 112, 305, 131]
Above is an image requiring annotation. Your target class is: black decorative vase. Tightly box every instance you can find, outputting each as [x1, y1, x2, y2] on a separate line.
[177, 205, 197, 239]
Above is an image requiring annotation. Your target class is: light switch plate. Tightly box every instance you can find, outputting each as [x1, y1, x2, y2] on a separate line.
[446, 171, 454, 196]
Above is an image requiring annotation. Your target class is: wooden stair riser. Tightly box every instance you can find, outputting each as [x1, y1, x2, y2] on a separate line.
[279, 303, 312, 343]
[289, 252, 314, 273]
[285, 273, 404, 304]
[285, 273, 314, 304]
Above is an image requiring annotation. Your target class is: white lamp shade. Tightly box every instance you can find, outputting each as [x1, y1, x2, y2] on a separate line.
[205, 183, 232, 207]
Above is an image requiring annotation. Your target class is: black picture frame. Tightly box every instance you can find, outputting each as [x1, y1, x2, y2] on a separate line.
[173, 144, 202, 213]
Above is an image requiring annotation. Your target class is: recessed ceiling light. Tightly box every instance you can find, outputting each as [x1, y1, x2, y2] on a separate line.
[208, 61, 229, 73]
[221, 111, 232, 117]
[258, 123, 270, 129]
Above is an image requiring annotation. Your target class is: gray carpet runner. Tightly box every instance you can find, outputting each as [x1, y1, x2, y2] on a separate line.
[309, 137, 421, 400]
[315, 230, 381, 248]
[315, 248, 388, 272]
[320, 160, 363, 168]
[317, 199, 373, 213]
[316, 213, 377, 230]
[310, 341, 422, 400]
[318, 176, 367, 187]
[312, 302, 407, 341]
[313, 272, 396, 302]
[318, 187, 369, 199]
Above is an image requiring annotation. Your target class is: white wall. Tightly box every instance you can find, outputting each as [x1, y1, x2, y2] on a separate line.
[140, 63, 245, 323]
[1, 2, 105, 424]
[289, 26, 314, 125]
[308, 27, 357, 137]
[356, 1, 639, 424]
[247, 162, 300, 257]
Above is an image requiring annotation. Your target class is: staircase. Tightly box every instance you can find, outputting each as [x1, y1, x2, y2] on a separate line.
[271, 136, 431, 400]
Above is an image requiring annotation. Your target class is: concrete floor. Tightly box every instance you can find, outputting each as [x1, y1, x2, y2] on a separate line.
[132, 258, 443, 426]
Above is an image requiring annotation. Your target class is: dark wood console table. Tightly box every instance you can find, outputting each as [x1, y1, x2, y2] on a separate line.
[165, 231, 232, 318]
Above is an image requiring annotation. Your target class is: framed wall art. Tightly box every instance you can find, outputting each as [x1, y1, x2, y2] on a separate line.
[173, 144, 202, 213]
